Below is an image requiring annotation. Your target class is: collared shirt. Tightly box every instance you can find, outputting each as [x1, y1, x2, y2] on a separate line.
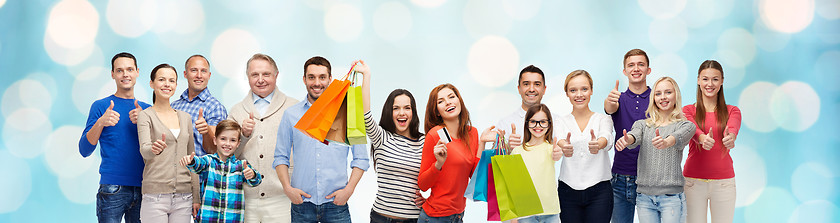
[609, 87, 651, 175]
[187, 153, 262, 223]
[273, 99, 370, 205]
[171, 88, 228, 156]
[497, 106, 558, 141]
[252, 91, 274, 117]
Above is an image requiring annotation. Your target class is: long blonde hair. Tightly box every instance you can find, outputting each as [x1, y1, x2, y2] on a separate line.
[645, 77, 686, 127]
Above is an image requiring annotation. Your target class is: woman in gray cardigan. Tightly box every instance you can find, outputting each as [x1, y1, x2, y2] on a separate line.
[137, 64, 200, 223]
[615, 77, 696, 223]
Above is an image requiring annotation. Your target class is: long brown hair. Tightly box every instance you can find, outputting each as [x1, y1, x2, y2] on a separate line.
[424, 84, 472, 148]
[694, 60, 729, 136]
[522, 104, 553, 149]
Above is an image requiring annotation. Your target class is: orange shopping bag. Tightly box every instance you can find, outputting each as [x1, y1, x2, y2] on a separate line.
[294, 65, 355, 142]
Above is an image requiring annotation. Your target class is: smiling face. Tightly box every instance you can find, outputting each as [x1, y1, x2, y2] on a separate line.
[150, 67, 178, 101]
[527, 110, 549, 140]
[697, 68, 723, 99]
[654, 79, 677, 112]
[565, 75, 592, 110]
[518, 72, 546, 108]
[303, 64, 331, 102]
[215, 129, 241, 159]
[112, 57, 139, 91]
[184, 56, 211, 94]
[435, 87, 461, 122]
[623, 55, 651, 84]
[247, 59, 277, 98]
[392, 95, 413, 136]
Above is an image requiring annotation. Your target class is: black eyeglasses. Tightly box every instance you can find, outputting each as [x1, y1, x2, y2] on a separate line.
[527, 119, 551, 128]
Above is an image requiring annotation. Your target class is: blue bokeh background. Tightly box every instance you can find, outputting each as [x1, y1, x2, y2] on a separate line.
[1, 0, 839, 222]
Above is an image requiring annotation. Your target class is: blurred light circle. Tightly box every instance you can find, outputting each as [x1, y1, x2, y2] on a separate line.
[72, 66, 112, 113]
[759, 0, 815, 33]
[769, 81, 820, 132]
[739, 82, 778, 132]
[815, 51, 840, 91]
[0, 0, 5, 8]
[716, 28, 756, 68]
[324, 3, 364, 43]
[45, 126, 100, 178]
[210, 29, 261, 79]
[43, 31, 95, 66]
[502, 0, 541, 21]
[815, 19, 840, 44]
[59, 163, 100, 204]
[722, 66, 745, 89]
[45, 0, 99, 49]
[152, 0, 204, 35]
[463, 0, 513, 37]
[731, 145, 767, 206]
[789, 200, 840, 223]
[106, 0, 157, 38]
[220, 77, 251, 109]
[816, 0, 840, 19]
[744, 187, 797, 222]
[649, 18, 688, 52]
[2, 79, 53, 118]
[475, 91, 521, 127]
[411, 0, 447, 8]
[752, 19, 791, 52]
[680, 0, 714, 28]
[543, 93, 573, 118]
[791, 162, 834, 202]
[638, 0, 687, 19]
[0, 150, 31, 213]
[467, 36, 520, 88]
[373, 2, 413, 42]
[2, 108, 52, 158]
[648, 53, 688, 89]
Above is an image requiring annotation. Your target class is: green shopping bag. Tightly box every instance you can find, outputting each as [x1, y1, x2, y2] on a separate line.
[346, 71, 367, 145]
[491, 154, 544, 221]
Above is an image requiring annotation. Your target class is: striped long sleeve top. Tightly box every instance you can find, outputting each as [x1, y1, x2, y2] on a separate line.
[365, 111, 425, 219]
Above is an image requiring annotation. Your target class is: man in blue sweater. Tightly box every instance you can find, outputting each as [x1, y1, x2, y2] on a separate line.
[79, 52, 151, 223]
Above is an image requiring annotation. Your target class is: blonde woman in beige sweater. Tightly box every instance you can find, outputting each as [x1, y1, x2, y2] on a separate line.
[137, 64, 200, 222]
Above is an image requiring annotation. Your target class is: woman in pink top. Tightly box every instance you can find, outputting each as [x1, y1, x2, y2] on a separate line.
[682, 60, 741, 223]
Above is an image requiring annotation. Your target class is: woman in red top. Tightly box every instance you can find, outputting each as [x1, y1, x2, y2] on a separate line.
[418, 83, 494, 223]
[682, 60, 742, 223]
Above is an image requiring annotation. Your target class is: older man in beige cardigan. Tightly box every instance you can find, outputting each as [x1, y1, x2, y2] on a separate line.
[228, 53, 299, 222]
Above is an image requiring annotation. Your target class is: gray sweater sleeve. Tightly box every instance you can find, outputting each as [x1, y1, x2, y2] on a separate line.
[626, 120, 646, 150]
[668, 120, 696, 150]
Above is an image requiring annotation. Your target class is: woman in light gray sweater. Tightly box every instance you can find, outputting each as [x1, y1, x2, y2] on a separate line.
[615, 77, 696, 223]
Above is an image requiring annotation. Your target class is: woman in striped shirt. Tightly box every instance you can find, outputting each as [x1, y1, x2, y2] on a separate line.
[356, 60, 426, 222]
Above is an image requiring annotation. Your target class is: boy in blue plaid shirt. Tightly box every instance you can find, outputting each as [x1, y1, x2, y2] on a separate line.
[181, 120, 261, 223]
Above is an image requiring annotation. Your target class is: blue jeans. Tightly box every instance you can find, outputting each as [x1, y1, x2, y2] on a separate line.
[291, 202, 351, 223]
[636, 192, 687, 223]
[517, 214, 559, 223]
[370, 210, 418, 223]
[611, 173, 637, 223]
[417, 209, 463, 223]
[96, 184, 142, 223]
[558, 180, 613, 223]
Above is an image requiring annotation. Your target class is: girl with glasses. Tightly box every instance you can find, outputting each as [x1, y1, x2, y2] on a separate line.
[509, 104, 562, 223]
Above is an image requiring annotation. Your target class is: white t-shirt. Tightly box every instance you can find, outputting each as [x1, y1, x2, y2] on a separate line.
[554, 112, 614, 190]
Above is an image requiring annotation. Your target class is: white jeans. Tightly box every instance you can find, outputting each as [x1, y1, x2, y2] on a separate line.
[244, 195, 292, 223]
[140, 193, 192, 223]
[684, 178, 736, 223]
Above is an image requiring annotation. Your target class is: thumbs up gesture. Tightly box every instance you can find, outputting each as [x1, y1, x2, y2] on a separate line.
[652, 129, 671, 149]
[700, 127, 715, 150]
[242, 160, 256, 180]
[152, 133, 167, 155]
[508, 123, 522, 148]
[607, 80, 621, 105]
[242, 112, 256, 137]
[130, 100, 142, 124]
[721, 127, 737, 150]
[560, 132, 574, 157]
[97, 100, 120, 127]
[588, 129, 601, 154]
[195, 108, 209, 135]
[551, 136, 563, 161]
[615, 129, 632, 151]
[180, 152, 196, 166]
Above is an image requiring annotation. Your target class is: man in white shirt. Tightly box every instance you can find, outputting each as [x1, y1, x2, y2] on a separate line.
[496, 65, 548, 148]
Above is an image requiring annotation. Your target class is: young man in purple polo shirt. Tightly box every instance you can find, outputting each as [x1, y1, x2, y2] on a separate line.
[603, 48, 652, 223]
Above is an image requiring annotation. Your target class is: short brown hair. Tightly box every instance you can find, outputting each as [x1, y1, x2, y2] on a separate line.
[246, 53, 278, 74]
[185, 54, 210, 70]
[623, 49, 649, 68]
[214, 120, 242, 139]
[303, 56, 331, 77]
[564, 70, 593, 92]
